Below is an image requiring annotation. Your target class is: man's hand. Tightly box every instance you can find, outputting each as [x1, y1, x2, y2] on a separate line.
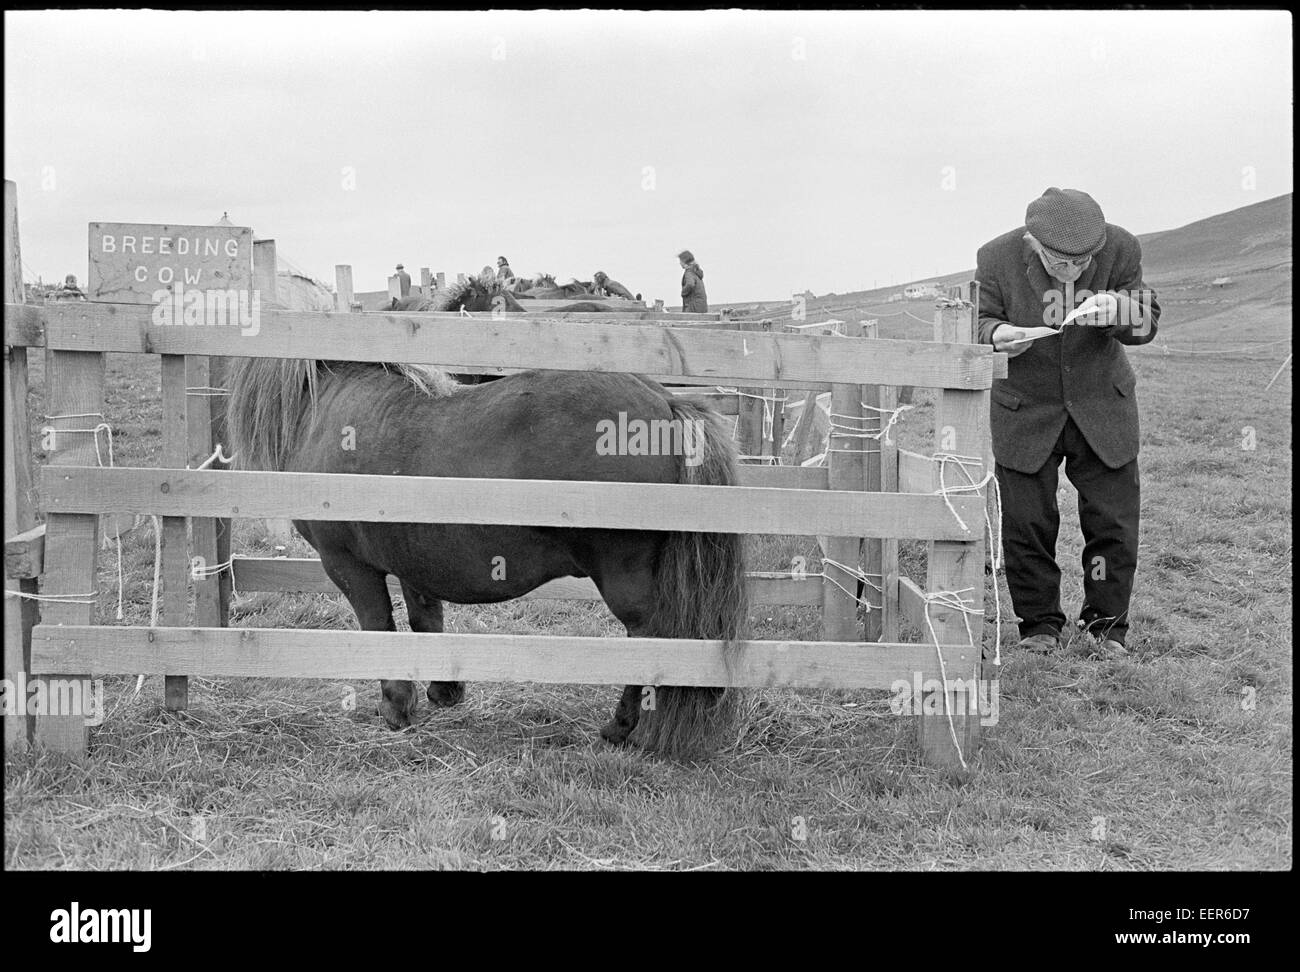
[992, 322, 1054, 357]
[1068, 292, 1119, 327]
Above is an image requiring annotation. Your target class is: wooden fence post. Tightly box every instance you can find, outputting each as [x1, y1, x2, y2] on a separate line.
[33, 348, 105, 754]
[186, 356, 223, 629]
[879, 376, 901, 642]
[4, 179, 36, 751]
[420, 268, 433, 296]
[860, 320, 892, 642]
[254, 240, 292, 544]
[919, 330, 988, 773]
[335, 264, 354, 312]
[437, 272, 446, 291]
[734, 320, 772, 461]
[821, 319, 867, 641]
[161, 355, 189, 710]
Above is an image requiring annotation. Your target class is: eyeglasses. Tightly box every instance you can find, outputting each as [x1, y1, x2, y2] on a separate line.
[1042, 252, 1092, 273]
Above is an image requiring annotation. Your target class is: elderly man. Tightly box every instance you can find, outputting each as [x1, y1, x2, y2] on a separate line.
[977, 188, 1160, 656]
[394, 263, 411, 298]
[678, 250, 707, 312]
[592, 271, 635, 300]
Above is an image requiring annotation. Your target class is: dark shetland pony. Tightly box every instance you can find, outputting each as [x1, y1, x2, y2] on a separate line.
[385, 276, 620, 384]
[225, 357, 750, 758]
[388, 275, 617, 315]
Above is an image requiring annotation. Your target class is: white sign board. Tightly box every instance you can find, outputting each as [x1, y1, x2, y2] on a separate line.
[88, 222, 253, 303]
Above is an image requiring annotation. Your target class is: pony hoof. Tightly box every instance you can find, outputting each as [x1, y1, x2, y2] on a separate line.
[600, 719, 633, 745]
[427, 681, 465, 707]
[378, 699, 415, 730]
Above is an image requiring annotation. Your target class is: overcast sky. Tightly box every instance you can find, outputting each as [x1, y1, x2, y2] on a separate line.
[4, 9, 1293, 303]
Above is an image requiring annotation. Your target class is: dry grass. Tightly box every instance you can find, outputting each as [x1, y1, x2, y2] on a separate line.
[5, 337, 1292, 870]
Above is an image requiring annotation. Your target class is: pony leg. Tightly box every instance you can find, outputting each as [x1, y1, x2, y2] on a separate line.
[397, 579, 464, 707]
[587, 550, 657, 746]
[321, 556, 417, 730]
[602, 684, 644, 746]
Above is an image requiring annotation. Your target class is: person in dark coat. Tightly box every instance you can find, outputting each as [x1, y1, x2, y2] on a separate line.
[977, 188, 1160, 656]
[592, 271, 635, 300]
[496, 256, 516, 286]
[395, 263, 411, 298]
[678, 250, 707, 312]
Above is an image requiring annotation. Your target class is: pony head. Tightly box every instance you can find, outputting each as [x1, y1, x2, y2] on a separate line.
[435, 272, 524, 312]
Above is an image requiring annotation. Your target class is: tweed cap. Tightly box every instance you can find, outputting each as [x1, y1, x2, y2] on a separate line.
[1025, 188, 1107, 257]
[677, 250, 695, 263]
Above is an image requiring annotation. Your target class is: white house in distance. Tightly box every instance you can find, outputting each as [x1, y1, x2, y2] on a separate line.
[903, 282, 941, 300]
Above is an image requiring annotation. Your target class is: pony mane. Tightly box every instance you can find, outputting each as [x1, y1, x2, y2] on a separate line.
[431, 269, 512, 311]
[226, 358, 458, 471]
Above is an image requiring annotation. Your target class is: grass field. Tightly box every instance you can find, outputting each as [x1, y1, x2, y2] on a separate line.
[5, 319, 1292, 870]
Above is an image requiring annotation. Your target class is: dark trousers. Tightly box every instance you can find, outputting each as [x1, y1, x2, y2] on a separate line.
[995, 417, 1140, 645]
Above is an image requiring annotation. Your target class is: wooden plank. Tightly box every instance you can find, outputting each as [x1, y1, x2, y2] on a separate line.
[229, 557, 825, 606]
[862, 320, 885, 642]
[207, 355, 232, 628]
[879, 381, 901, 642]
[919, 375, 988, 773]
[31, 349, 105, 754]
[734, 464, 827, 490]
[789, 390, 824, 466]
[31, 625, 977, 692]
[334, 265, 355, 312]
[252, 242, 293, 544]
[899, 449, 937, 494]
[88, 222, 253, 304]
[186, 356, 222, 633]
[669, 391, 740, 415]
[6, 302, 1001, 390]
[43, 467, 984, 542]
[735, 319, 769, 460]
[4, 179, 34, 750]
[161, 355, 189, 710]
[5, 524, 45, 579]
[898, 576, 927, 634]
[822, 320, 867, 642]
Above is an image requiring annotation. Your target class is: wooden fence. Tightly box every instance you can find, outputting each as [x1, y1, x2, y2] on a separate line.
[3, 180, 1004, 772]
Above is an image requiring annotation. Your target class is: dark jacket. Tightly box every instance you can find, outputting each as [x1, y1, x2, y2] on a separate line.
[681, 262, 707, 312]
[396, 269, 411, 297]
[976, 224, 1160, 474]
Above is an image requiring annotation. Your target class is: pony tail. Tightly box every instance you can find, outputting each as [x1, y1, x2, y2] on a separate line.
[629, 399, 750, 758]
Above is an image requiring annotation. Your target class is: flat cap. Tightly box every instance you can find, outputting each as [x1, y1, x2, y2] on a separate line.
[1025, 188, 1107, 257]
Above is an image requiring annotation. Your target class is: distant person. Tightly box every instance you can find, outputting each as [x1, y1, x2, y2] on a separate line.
[592, 271, 634, 300]
[496, 256, 516, 286]
[50, 273, 86, 301]
[395, 263, 411, 298]
[978, 187, 1160, 658]
[678, 250, 707, 312]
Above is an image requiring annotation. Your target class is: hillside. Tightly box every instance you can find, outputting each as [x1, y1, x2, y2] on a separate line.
[724, 193, 1293, 344]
